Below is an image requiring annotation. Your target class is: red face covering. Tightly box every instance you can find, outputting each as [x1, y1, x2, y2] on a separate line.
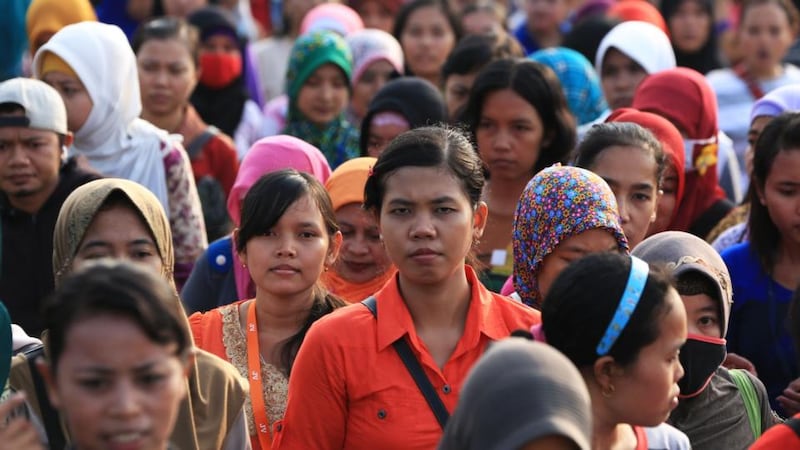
[199, 52, 242, 89]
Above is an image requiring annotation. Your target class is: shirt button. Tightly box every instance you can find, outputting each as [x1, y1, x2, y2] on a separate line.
[442, 384, 451, 394]
[276, 424, 283, 432]
[377, 409, 387, 419]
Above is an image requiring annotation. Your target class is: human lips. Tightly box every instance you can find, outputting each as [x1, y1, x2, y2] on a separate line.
[409, 248, 440, 262]
[103, 429, 149, 450]
[270, 264, 300, 275]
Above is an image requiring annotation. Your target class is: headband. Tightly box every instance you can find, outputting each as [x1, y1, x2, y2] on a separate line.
[596, 256, 649, 356]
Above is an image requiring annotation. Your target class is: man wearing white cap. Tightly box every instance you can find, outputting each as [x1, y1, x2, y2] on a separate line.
[0, 77, 99, 336]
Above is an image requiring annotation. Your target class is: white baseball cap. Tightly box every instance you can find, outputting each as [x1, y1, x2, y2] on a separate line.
[0, 77, 68, 135]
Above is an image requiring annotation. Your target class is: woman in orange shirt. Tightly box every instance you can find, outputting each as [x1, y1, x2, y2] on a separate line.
[189, 169, 347, 450]
[322, 157, 396, 302]
[272, 126, 541, 449]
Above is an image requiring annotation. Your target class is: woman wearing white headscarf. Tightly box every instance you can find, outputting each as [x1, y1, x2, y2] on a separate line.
[33, 21, 207, 287]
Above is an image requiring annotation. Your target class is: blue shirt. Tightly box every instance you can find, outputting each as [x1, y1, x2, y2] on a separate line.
[721, 242, 797, 414]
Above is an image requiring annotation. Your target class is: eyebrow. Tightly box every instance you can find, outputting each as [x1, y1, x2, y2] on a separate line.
[386, 196, 459, 206]
[80, 239, 155, 250]
[602, 177, 655, 191]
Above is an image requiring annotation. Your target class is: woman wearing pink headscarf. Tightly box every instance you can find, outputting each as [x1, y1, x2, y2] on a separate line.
[181, 135, 331, 313]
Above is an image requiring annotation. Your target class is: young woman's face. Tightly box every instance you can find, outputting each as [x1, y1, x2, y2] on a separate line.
[334, 203, 392, 283]
[378, 166, 486, 285]
[366, 120, 410, 158]
[351, 60, 396, 120]
[462, 10, 503, 36]
[358, 0, 395, 32]
[296, 64, 349, 125]
[648, 162, 679, 236]
[738, 2, 794, 75]
[41, 71, 93, 133]
[400, 5, 456, 82]
[476, 88, 546, 182]
[444, 71, 477, 120]
[199, 33, 238, 55]
[608, 288, 686, 426]
[537, 228, 619, 302]
[524, 0, 567, 34]
[600, 48, 647, 110]
[240, 193, 339, 299]
[72, 204, 163, 276]
[45, 314, 189, 450]
[137, 38, 198, 117]
[681, 293, 722, 337]
[669, 0, 712, 53]
[588, 145, 659, 249]
[757, 149, 800, 246]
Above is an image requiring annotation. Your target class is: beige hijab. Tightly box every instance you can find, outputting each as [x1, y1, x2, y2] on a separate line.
[45, 178, 246, 450]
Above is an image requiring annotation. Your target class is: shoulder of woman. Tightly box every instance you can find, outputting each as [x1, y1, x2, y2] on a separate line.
[193, 348, 248, 399]
[644, 422, 691, 449]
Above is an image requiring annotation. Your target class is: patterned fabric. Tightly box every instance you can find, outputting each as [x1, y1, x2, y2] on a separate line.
[529, 47, 608, 125]
[219, 304, 289, 436]
[512, 165, 628, 308]
[283, 31, 359, 169]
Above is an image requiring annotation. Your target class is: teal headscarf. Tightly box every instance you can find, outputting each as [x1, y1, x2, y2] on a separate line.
[283, 30, 359, 169]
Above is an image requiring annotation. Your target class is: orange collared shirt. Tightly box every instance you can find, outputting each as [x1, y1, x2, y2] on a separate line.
[271, 265, 541, 450]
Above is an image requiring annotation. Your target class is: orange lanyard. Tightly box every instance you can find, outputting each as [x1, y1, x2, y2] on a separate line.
[246, 301, 272, 449]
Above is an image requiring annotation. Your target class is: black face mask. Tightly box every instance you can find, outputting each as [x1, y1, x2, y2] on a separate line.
[678, 334, 727, 398]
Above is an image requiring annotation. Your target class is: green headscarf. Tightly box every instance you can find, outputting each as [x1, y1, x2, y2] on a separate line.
[283, 30, 359, 169]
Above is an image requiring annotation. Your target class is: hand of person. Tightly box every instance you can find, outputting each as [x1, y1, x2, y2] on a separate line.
[778, 378, 800, 416]
[0, 393, 44, 450]
[723, 352, 758, 375]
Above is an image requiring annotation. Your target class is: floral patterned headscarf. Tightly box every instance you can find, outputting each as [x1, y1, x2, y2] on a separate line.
[512, 165, 629, 308]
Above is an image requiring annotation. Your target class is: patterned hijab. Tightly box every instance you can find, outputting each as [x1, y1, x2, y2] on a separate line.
[512, 166, 628, 308]
[51, 178, 246, 450]
[529, 47, 608, 126]
[283, 30, 360, 169]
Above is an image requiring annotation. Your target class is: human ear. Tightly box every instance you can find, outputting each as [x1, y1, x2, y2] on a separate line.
[326, 231, 343, 269]
[472, 201, 488, 241]
[36, 358, 62, 409]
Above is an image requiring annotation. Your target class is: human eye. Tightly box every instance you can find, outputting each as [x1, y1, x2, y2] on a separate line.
[261, 229, 276, 237]
[477, 119, 494, 130]
[698, 315, 718, 327]
[78, 377, 110, 392]
[633, 192, 652, 202]
[137, 372, 167, 388]
[299, 230, 320, 239]
[389, 207, 410, 215]
[435, 206, 456, 214]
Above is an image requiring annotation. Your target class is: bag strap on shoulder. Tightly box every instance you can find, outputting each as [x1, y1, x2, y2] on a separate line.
[361, 296, 450, 429]
[729, 368, 762, 439]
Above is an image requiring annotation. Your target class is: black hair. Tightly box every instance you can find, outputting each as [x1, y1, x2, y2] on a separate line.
[459, 58, 576, 175]
[441, 32, 524, 81]
[236, 169, 346, 374]
[363, 125, 484, 214]
[573, 122, 666, 187]
[542, 252, 675, 367]
[393, 0, 463, 66]
[749, 112, 800, 274]
[132, 16, 201, 68]
[44, 261, 191, 374]
[562, 16, 620, 65]
[675, 270, 719, 301]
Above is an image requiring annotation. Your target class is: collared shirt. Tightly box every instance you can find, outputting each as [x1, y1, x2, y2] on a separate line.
[271, 265, 541, 450]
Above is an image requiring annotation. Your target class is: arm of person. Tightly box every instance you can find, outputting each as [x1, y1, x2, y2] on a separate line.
[272, 319, 348, 449]
[777, 377, 800, 419]
[221, 409, 251, 450]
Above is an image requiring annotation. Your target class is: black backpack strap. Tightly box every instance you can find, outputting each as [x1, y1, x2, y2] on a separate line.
[24, 345, 66, 449]
[786, 416, 800, 438]
[185, 126, 219, 159]
[360, 297, 450, 429]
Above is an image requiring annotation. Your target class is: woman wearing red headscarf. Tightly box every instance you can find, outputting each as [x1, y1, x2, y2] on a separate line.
[606, 108, 686, 238]
[632, 67, 737, 239]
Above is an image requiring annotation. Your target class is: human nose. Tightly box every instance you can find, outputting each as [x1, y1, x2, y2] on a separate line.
[6, 144, 30, 166]
[347, 235, 370, 256]
[109, 381, 142, 419]
[276, 235, 297, 257]
[492, 128, 512, 152]
[410, 212, 436, 239]
[616, 195, 631, 224]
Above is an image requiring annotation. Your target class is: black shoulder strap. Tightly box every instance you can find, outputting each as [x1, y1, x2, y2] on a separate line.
[24, 345, 66, 449]
[786, 416, 800, 438]
[360, 297, 450, 429]
[185, 126, 219, 159]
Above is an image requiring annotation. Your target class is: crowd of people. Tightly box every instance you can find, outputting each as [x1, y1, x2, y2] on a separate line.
[4, 0, 800, 448]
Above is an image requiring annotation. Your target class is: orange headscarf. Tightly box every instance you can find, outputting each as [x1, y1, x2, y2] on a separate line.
[608, 0, 669, 35]
[322, 157, 396, 302]
[26, 0, 96, 54]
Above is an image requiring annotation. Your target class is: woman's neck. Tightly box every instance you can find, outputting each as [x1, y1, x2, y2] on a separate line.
[531, 27, 561, 48]
[399, 266, 472, 330]
[142, 107, 185, 134]
[251, 288, 315, 333]
[590, 386, 638, 450]
[484, 178, 529, 213]
[748, 62, 783, 80]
